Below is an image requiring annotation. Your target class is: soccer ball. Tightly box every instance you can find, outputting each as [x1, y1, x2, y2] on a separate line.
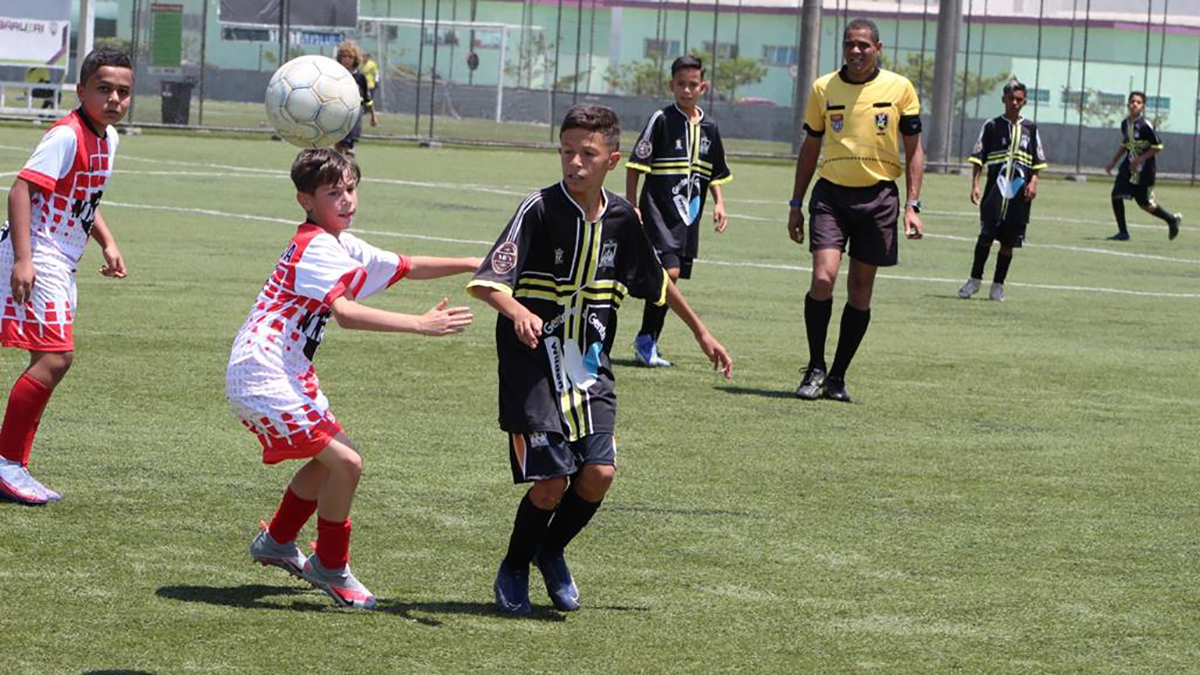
[265, 55, 362, 148]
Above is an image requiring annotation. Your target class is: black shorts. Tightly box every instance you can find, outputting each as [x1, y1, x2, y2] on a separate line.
[340, 113, 364, 149]
[1112, 164, 1157, 207]
[508, 431, 615, 483]
[656, 250, 693, 279]
[808, 179, 900, 267]
[980, 218, 1027, 248]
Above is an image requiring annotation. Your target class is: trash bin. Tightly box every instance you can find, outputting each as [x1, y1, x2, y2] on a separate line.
[161, 81, 193, 125]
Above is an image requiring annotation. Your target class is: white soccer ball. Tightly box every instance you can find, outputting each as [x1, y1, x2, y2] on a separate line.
[265, 55, 362, 148]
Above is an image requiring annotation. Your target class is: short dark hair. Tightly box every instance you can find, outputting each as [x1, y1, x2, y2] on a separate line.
[559, 104, 621, 152]
[79, 46, 132, 87]
[1003, 78, 1027, 97]
[291, 148, 361, 195]
[1128, 91, 1146, 103]
[671, 55, 705, 78]
[843, 18, 881, 44]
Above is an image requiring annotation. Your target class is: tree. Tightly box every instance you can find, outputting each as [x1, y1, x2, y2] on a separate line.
[884, 53, 1010, 113]
[603, 56, 670, 98]
[604, 50, 768, 100]
[1062, 87, 1170, 130]
[688, 48, 767, 102]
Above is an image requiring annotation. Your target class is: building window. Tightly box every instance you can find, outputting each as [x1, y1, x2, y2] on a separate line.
[700, 41, 738, 59]
[762, 45, 798, 67]
[1097, 91, 1126, 107]
[1145, 95, 1170, 111]
[1028, 88, 1050, 104]
[644, 39, 682, 59]
[1062, 89, 1088, 107]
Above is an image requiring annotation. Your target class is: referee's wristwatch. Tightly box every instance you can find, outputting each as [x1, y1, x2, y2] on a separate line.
[905, 199, 922, 213]
[788, 198, 803, 209]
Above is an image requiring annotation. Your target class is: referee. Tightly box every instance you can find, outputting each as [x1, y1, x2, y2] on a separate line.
[787, 18, 925, 402]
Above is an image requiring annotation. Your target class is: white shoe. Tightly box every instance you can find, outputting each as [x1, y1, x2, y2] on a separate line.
[989, 283, 1005, 301]
[0, 458, 50, 505]
[302, 554, 376, 609]
[958, 278, 981, 299]
[250, 525, 308, 579]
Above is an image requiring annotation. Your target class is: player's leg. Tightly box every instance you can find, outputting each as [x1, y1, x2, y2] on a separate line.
[990, 242, 1015, 301]
[0, 350, 73, 504]
[824, 260, 876, 403]
[251, 459, 325, 578]
[1109, 176, 1131, 240]
[795, 248, 840, 399]
[300, 432, 374, 609]
[636, 263, 681, 367]
[960, 233, 994, 298]
[536, 435, 616, 611]
[1136, 191, 1182, 239]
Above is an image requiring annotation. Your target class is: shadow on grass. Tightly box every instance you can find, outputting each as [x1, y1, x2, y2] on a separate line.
[82, 671, 157, 675]
[607, 503, 751, 518]
[716, 385, 796, 399]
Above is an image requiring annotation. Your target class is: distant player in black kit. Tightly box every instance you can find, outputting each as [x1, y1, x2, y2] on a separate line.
[958, 79, 1046, 302]
[1105, 91, 1181, 241]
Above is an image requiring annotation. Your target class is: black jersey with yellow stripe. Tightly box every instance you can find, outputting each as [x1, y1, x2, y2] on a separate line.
[1119, 115, 1163, 173]
[468, 183, 668, 441]
[626, 104, 731, 260]
[968, 115, 1047, 226]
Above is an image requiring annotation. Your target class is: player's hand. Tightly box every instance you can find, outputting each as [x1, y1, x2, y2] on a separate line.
[713, 203, 728, 233]
[633, 206, 642, 223]
[512, 307, 543, 349]
[696, 331, 733, 379]
[10, 259, 35, 305]
[904, 211, 924, 239]
[418, 298, 473, 336]
[370, 114, 378, 127]
[787, 207, 805, 245]
[1129, 160, 1140, 174]
[970, 184, 981, 206]
[1024, 182, 1038, 202]
[99, 245, 127, 278]
[1105, 164, 1115, 175]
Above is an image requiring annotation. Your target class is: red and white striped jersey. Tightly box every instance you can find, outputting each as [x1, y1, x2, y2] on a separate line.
[226, 224, 409, 401]
[13, 109, 119, 266]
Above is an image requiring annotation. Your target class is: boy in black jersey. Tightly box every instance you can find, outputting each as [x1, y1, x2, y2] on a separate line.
[468, 104, 732, 615]
[626, 55, 732, 368]
[958, 79, 1046, 302]
[1105, 91, 1181, 241]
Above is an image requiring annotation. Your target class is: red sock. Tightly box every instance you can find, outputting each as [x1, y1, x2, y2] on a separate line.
[316, 517, 352, 569]
[0, 373, 53, 467]
[267, 487, 318, 544]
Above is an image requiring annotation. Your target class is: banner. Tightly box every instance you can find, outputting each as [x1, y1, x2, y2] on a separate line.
[0, 17, 71, 68]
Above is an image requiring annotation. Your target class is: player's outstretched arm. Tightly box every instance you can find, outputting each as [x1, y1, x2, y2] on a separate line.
[89, 211, 126, 278]
[405, 256, 484, 280]
[331, 296, 472, 336]
[664, 280, 732, 379]
[467, 285, 542, 348]
[6, 178, 35, 303]
[1105, 146, 1125, 174]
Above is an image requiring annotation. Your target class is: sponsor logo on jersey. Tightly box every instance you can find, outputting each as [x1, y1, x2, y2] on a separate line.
[875, 112, 889, 134]
[529, 432, 549, 448]
[831, 113, 844, 132]
[635, 138, 653, 159]
[598, 239, 617, 268]
[491, 241, 518, 274]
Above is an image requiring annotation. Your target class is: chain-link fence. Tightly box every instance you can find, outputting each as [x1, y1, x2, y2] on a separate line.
[7, 0, 1199, 178]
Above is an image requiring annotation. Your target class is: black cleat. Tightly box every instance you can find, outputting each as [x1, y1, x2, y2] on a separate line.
[1169, 213, 1181, 240]
[822, 376, 852, 403]
[1106, 232, 1130, 241]
[794, 366, 826, 400]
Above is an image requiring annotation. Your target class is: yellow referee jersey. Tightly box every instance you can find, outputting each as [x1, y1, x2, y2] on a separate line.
[804, 67, 921, 187]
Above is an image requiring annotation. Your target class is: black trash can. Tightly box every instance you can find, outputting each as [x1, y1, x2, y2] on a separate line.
[161, 81, 193, 125]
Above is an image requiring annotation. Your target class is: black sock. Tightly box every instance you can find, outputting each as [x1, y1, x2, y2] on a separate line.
[804, 293, 833, 370]
[1150, 205, 1176, 224]
[1112, 198, 1128, 234]
[542, 485, 602, 553]
[993, 253, 1013, 285]
[503, 492, 555, 571]
[971, 239, 991, 280]
[828, 303, 871, 381]
[639, 300, 669, 342]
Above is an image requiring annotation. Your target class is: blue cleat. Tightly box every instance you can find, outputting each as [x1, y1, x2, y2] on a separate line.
[534, 548, 581, 611]
[494, 562, 532, 615]
[633, 334, 673, 368]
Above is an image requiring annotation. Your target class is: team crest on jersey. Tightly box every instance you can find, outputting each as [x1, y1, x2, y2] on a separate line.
[529, 432, 549, 448]
[491, 241, 518, 274]
[635, 138, 653, 159]
[675, 138, 684, 150]
[1019, 134, 1029, 150]
[598, 239, 618, 268]
[831, 114, 844, 132]
[554, 247, 565, 265]
[699, 134, 711, 155]
[875, 112, 889, 134]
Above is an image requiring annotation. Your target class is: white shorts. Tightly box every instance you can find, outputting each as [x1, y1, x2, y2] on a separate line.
[0, 248, 76, 352]
[226, 365, 341, 465]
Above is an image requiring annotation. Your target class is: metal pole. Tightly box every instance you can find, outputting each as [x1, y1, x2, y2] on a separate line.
[958, 0, 973, 159]
[496, 27, 507, 122]
[551, 0, 564, 141]
[77, 0, 95, 82]
[792, 0, 822, 154]
[832, 0, 841, 71]
[448, 0, 458, 82]
[1143, 0, 1153, 91]
[573, 0, 583, 103]
[1074, 0, 1092, 174]
[1154, 0, 1169, 117]
[586, 0, 597, 94]
[709, 0, 719, 110]
[929, 0, 962, 169]
[278, 0, 285, 67]
[732, 0, 742, 106]
[468, 0, 480, 85]
[684, 0, 692, 53]
[893, 0, 901, 68]
[199, 0, 208, 126]
[918, 0, 930, 99]
[282, 0, 290, 63]
[1033, 0, 1044, 119]
[416, 0, 427, 136]
[1191, 29, 1199, 186]
[429, 0, 442, 139]
[129, 0, 140, 121]
[1063, 0, 1079, 124]
[975, 0, 989, 118]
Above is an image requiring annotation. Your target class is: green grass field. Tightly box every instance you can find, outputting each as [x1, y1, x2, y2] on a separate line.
[0, 122, 1197, 674]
